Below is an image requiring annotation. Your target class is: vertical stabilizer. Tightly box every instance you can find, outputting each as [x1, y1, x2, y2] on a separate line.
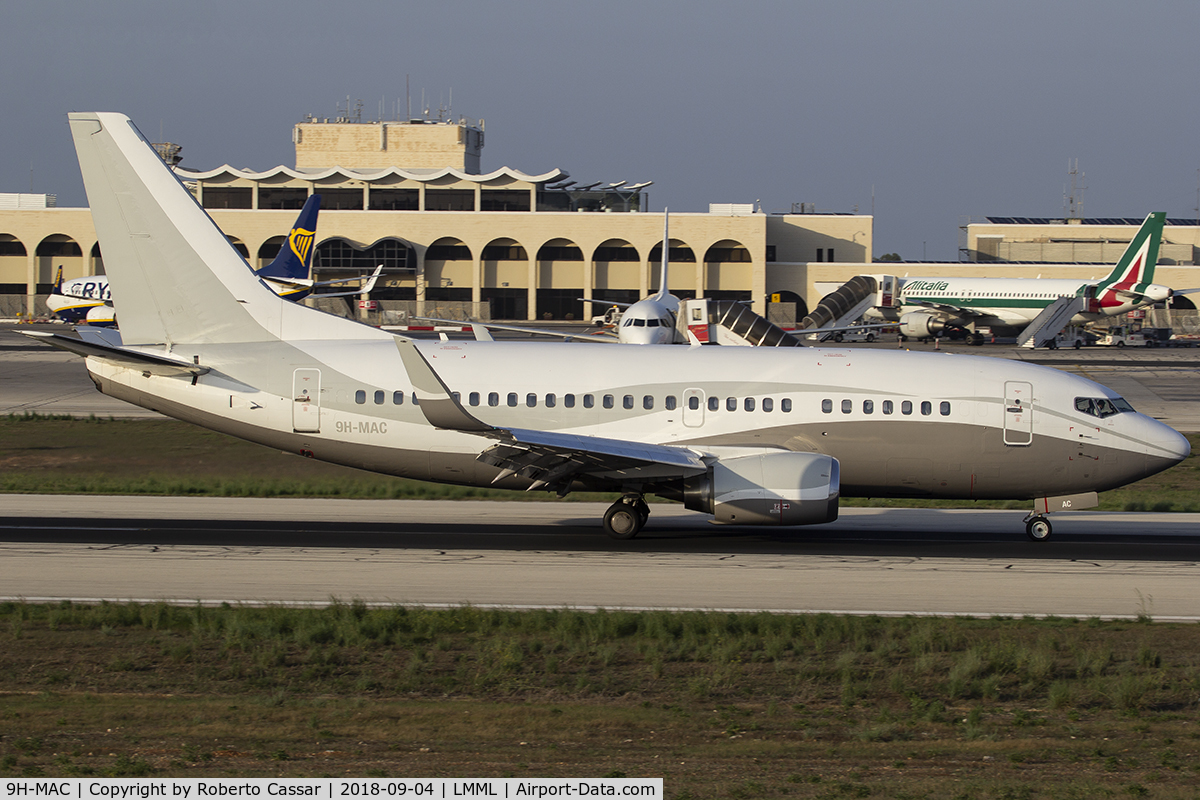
[258, 194, 321, 281]
[1097, 211, 1165, 293]
[68, 112, 283, 346]
[652, 209, 669, 300]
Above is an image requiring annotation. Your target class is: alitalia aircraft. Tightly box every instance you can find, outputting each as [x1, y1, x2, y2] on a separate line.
[866, 212, 1177, 343]
[45, 193, 380, 326]
[25, 113, 1191, 542]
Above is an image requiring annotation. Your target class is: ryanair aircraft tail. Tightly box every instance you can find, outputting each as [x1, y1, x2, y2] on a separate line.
[1097, 212, 1165, 294]
[257, 194, 320, 282]
[67, 113, 368, 347]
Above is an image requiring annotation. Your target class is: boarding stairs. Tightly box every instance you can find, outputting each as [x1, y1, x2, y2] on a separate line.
[681, 299, 803, 346]
[1017, 295, 1086, 349]
[800, 275, 880, 335]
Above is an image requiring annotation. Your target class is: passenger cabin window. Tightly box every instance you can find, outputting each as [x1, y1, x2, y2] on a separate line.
[726, 397, 737, 412]
[901, 400, 913, 415]
[744, 397, 755, 412]
[688, 396, 700, 411]
[643, 395, 654, 410]
[603, 394, 614, 409]
[526, 393, 537, 408]
[488, 392, 499, 407]
[762, 398, 773, 412]
[863, 400, 873, 414]
[940, 401, 951, 416]
[374, 390, 385, 405]
[822, 399, 833, 414]
[393, 391, 404, 405]
[921, 401, 932, 416]
[841, 399, 852, 414]
[623, 395, 634, 409]
[469, 392, 480, 406]
[665, 396, 677, 411]
[507, 393, 518, 407]
[781, 398, 792, 413]
[882, 400, 893, 415]
[708, 397, 719, 411]
[545, 394, 556, 408]
[564, 394, 575, 408]
[584, 394, 595, 409]
[355, 390, 366, 404]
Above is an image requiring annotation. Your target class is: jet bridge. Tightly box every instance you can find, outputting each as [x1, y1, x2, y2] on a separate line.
[801, 275, 897, 331]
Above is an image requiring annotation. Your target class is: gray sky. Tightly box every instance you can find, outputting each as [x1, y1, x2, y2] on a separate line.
[3, 0, 1197, 261]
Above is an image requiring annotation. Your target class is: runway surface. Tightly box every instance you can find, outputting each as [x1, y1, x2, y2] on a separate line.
[2, 496, 1198, 620]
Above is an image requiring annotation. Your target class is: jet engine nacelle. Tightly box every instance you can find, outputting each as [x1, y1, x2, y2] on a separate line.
[683, 451, 839, 525]
[900, 311, 947, 339]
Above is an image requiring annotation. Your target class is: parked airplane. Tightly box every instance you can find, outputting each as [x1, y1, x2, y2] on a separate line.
[865, 212, 1176, 343]
[45, 193, 380, 325]
[45, 266, 114, 326]
[25, 113, 1190, 543]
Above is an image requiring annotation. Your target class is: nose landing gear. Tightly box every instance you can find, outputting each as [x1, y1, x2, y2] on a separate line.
[603, 494, 650, 539]
[1024, 514, 1053, 542]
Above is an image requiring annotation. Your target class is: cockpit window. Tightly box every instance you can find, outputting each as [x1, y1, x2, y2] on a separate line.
[646, 318, 659, 327]
[1075, 396, 1135, 419]
[633, 318, 646, 327]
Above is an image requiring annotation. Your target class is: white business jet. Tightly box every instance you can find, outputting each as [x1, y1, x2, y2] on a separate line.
[25, 113, 1189, 542]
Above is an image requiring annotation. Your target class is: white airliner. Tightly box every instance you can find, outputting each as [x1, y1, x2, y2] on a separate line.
[45, 194, 380, 326]
[866, 213, 1177, 343]
[25, 113, 1191, 543]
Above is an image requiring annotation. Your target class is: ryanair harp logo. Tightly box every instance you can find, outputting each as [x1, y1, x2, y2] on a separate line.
[288, 227, 315, 263]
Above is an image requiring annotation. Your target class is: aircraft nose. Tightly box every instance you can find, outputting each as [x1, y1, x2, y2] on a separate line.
[1139, 417, 1191, 470]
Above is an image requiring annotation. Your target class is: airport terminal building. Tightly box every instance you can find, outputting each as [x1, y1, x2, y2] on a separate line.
[2, 113, 1198, 319]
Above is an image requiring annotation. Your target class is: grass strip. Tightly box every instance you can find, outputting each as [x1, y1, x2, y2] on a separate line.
[2, 601, 1200, 795]
[1, 414, 1198, 511]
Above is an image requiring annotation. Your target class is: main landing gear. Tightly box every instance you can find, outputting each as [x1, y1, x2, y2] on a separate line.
[1024, 514, 1053, 542]
[603, 493, 650, 539]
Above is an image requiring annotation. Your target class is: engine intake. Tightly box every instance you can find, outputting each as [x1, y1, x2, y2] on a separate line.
[900, 311, 947, 339]
[682, 451, 839, 525]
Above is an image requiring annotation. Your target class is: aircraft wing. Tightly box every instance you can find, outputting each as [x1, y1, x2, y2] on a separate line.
[901, 298, 991, 320]
[413, 317, 617, 342]
[18, 330, 210, 376]
[395, 339, 704, 493]
[310, 265, 384, 298]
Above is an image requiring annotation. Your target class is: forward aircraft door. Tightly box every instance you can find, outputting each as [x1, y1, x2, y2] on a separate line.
[682, 388, 705, 428]
[293, 368, 321, 433]
[1003, 380, 1033, 446]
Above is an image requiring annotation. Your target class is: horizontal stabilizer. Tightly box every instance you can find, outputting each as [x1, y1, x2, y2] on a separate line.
[18, 330, 209, 376]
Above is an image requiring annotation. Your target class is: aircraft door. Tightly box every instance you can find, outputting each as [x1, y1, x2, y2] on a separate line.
[1003, 380, 1033, 446]
[682, 388, 705, 428]
[293, 368, 321, 433]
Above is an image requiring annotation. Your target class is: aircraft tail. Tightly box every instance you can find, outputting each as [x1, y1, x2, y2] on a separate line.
[1097, 212, 1165, 293]
[52, 265, 64, 294]
[67, 113, 365, 347]
[652, 209, 669, 301]
[257, 194, 320, 281]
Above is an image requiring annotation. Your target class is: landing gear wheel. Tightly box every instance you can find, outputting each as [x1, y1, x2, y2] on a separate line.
[1026, 516, 1053, 542]
[604, 502, 644, 540]
[967, 332, 985, 346]
[633, 498, 651, 526]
